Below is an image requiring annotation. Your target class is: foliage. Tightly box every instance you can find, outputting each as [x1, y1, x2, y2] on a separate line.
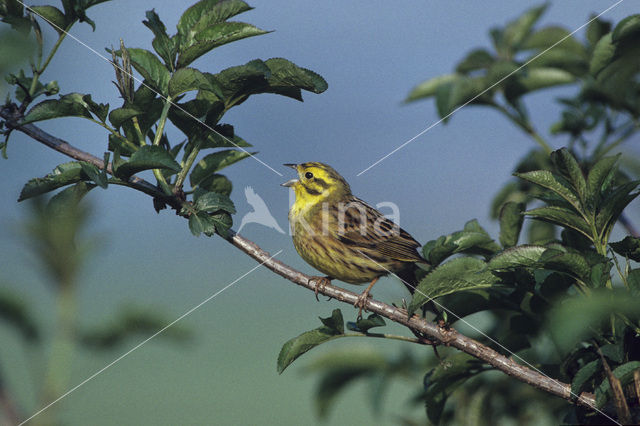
[1, 0, 327, 238]
[280, 6, 640, 424]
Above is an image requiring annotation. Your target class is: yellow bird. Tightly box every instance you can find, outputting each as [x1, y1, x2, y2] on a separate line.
[282, 162, 424, 315]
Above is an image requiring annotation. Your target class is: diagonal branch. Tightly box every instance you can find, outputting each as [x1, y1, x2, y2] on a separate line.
[0, 105, 598, 410]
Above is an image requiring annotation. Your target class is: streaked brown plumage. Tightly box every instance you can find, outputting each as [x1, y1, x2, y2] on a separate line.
[282, 162, 424, 314]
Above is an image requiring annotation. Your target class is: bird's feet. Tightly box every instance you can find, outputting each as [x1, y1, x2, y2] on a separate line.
[354, 289, 373, 319]
[309, 276, 332, 301]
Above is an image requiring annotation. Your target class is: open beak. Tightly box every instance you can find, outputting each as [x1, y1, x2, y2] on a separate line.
[281, 163, 299, 187]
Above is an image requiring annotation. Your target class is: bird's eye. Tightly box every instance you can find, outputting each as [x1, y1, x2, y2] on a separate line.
[305, 172, 314, 179]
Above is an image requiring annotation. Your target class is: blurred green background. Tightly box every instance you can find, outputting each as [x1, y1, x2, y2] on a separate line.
[1, 1, 638, 424]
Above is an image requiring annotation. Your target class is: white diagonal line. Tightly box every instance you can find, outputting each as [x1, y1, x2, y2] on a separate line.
[19, 1, 283, 176]
[19, 249, 283, 425]
[357, 0, 626, 176]
[355, 250, 620, 425]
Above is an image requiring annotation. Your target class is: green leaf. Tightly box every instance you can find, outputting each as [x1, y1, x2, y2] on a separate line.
[80, 162, 107, 189]
[0, 289, 39, 342]
[410, 257, 498, 314]
[611, 14, 640, 43]
[586, 16, 611, 47]
[197, 173, 232, 196]
[509, 67, 575, 94]
[264, 57, 328, 97]
[22, 93, 93, 124]
[143, 9, 176, 69]
[113, 145, 180, 180]
[46, 182, 95, 216]
[347, 313, 386, 333]
[503, 3, 548, 49]
[208, 212, 232, 238]
[595, 180, 640, 236]
[18, 162, 99, 201]
[515, 170, 581, 211]
[571, 359, 600, 395]
[177, 0, 253, 40]
[188, 211, 217, 237]
[421, 220, 499, 265]
[627, 269, 640, 296]
[177, 22, 268, 68]
[488, 245, 546, 270]
[539, 250, 590, 280]
[590, 33, 615, 76]
[406, 74, 458, 102]
[277, 309, 344, 374]
[455, 49, 494, 74]
[499, 202, 524, 248]
[108, 107, 142, 129]
[190, 149, 253, 187]
[586, 154, 620, 205]
[610, 236, 640, 262]
[168, 67, 222, 98]
[435, 76, 489, 120]
[550, 290, 640, 354]
[30, 5, 68, 34]
[521, 26, 586, 56]
[524, 206, 592, 239]
[194, 191, 236, 214]
[423, 353, 486, 425]
[600, 343, 624, 364]
[125, 48, 170, 94]
[550, 148, 587, 203]
[595, 361, 640, 408]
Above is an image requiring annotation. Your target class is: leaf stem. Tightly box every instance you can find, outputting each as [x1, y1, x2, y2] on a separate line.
[493, 103, 553, 154]
[173, 140, 201, 194]
[151, 95, 173, 195]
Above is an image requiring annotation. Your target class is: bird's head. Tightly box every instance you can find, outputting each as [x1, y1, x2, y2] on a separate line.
[281, 162, 351, 204]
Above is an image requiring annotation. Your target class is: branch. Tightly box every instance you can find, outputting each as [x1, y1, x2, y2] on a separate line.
[0, 105, 598, 410]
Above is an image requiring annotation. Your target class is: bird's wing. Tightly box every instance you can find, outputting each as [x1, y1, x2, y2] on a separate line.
[335, 198, 423, 262]
[245, 186, 270, 210]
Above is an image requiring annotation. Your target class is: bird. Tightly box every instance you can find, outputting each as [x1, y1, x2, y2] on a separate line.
[281, 162, 425, 316]
[237, 186, 285, 234]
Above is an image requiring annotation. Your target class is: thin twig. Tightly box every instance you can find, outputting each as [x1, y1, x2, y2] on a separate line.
[0, 105, 599, 410]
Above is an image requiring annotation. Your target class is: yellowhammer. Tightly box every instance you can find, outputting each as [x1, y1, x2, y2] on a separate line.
[282, 162, 425, 315]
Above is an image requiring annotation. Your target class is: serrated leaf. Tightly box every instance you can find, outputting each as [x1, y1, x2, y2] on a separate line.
[488, 245, 547, 270]
[595, 180, 640, 237]
[600, 343, 624, 364]
[515, 170, 581, 211]
[550, 148, 587, 203]
[264, 58, 328, 96]
[125, 48, 170, 94]
[410, 257, 498, 314]
[22, 94, 93, 124]
[188, 211, 217, 237]
[406, 74, 458, 102]
[168, 67, 222, 98]
[595, 361, 640, 408]
[18, 162, 97, 201]
[30, 5, 68, 34]
[499, 202, 525, 248]
[571, 359, 600, 395]
[610, 236, 640, 262]
[197, 173, 232, 196]
[113, 145, 180, 180]
[277, 309, 344, 374]
[143, 9, 176, 69]
[539, 250, 590, 279]
[194, 191, 235, 214]
[586, 154, 620, 205]
[177, 22, 268, 68]
[525, 206, 592, 239]
[190, 149, 252, 187]
[177, 0, 253, 40]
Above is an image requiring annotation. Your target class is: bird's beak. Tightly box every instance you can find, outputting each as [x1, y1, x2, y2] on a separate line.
[281, 163, 299, 187]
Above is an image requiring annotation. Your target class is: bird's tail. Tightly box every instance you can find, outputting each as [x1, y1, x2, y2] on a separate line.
[395, 263, 423, 295]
